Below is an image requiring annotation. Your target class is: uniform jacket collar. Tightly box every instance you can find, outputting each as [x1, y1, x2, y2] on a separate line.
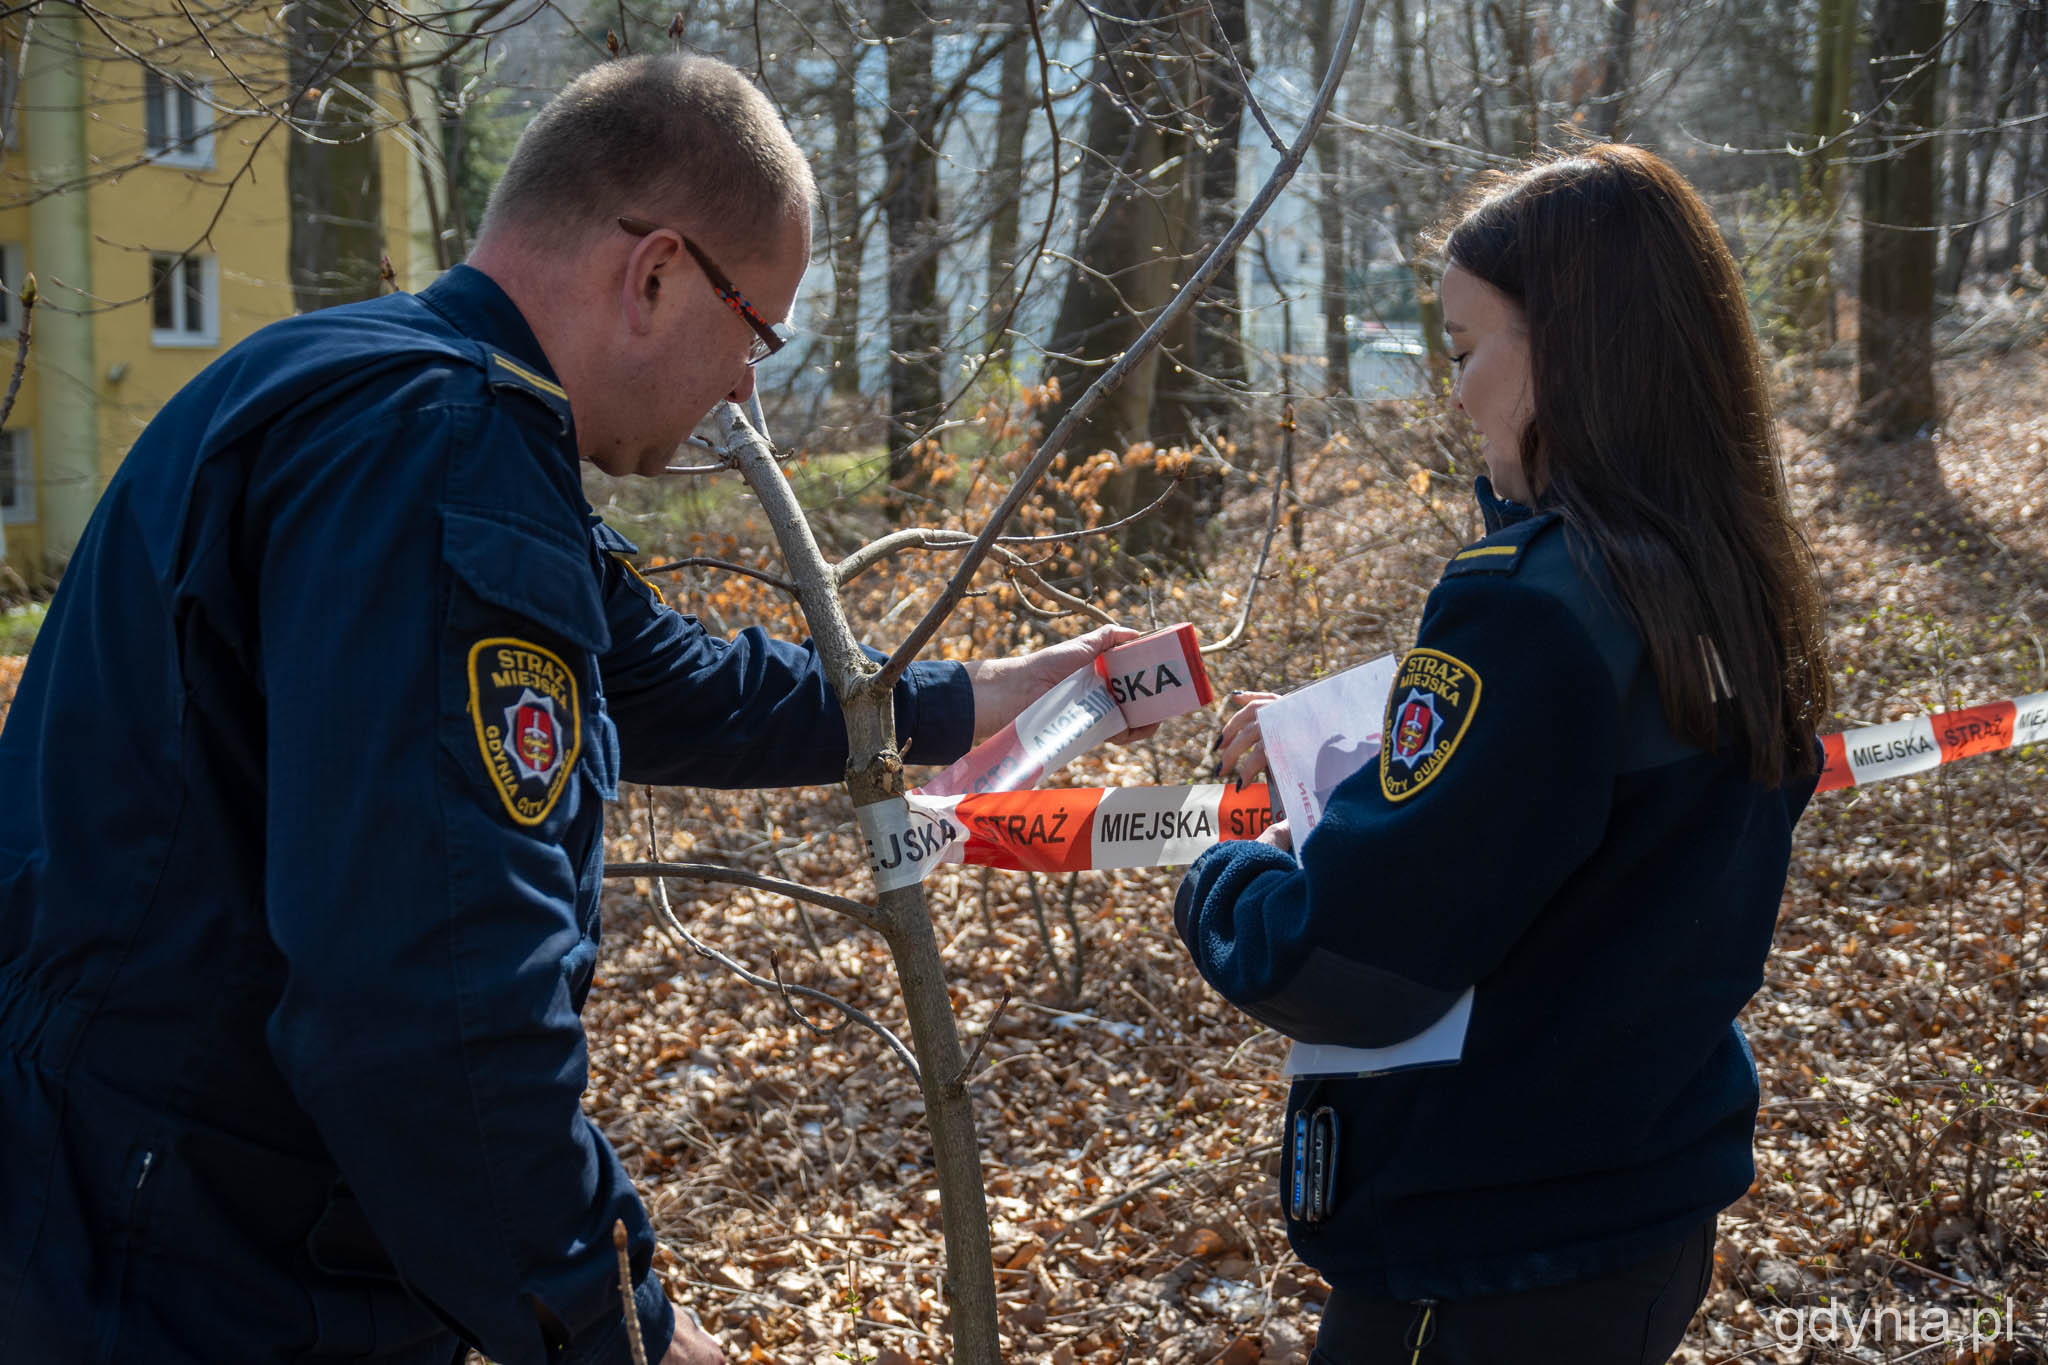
[418, 264, 561, 389]
[1475, 475, 1536, 534]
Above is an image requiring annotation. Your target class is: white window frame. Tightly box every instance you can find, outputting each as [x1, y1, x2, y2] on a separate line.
[0, 243, 22, 331]
[0, 429, 33, 526]
[149, 252, 219, 348]
[143, 69, 213, 168]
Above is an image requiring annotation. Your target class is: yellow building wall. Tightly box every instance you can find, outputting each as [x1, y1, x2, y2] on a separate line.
[0, 2, 445, 579]
[84, 44, 296, 480]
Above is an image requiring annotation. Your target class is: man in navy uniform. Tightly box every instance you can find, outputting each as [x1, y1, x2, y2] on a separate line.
[0, 54, 1127, 1365]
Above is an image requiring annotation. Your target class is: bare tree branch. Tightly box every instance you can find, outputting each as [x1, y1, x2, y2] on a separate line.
[604, 860, 884, 933]
[636, 556, 800, 598]
[1202, 435, 1289, 654]
[612, 1221, 650, 1365]
[0, 273, 35, 431]
[641, 866, 923, 1082]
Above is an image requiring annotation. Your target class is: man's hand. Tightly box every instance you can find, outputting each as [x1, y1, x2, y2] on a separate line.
[1213, 690, 1280, 786]
[658, 1307, 724, 1365]
[960, 624, 1162, 745]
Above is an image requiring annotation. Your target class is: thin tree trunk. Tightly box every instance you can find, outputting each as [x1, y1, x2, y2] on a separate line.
[380, 28, 454, 274]
[1039, 0, 1195, 560]
[715, 410, 1002, 1365]
[1152, 0, 1250, 446]
[1938, 1, 2024, 298]
[1936, 2, 1985, 299]
[984, 30, 1031, 363]
[1589, 0, 1638, 139]
[1190, 0, 1250, 411]
[1998, 18, 2040, 273]
[1309, 0, 1350, 403]
[704, 12, 1369, 1354]
[1784, 0, 1856, 344]
[289, 0, 386, 310]
[438, 59, 473, 258]
[829, 62, 863, 397]
[1462, 0, 1495, 155]
[1858, 0, 1942, 439]
[1387, 0, 1449, 389]
[2012, 7, 2047, 273]
[1489, 0, 1541, 157]
[1420, 0, 1444, 121]
[883, 0, 943, 500]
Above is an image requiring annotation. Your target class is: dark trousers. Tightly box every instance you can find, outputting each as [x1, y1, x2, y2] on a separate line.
[1309, 1218, 1717, 1365]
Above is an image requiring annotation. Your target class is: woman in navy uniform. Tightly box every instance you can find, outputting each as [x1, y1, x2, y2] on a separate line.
[1179, 145, 1832, 1362]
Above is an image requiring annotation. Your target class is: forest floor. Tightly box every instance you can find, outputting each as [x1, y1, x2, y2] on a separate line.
[3, 339, 2046, 1364]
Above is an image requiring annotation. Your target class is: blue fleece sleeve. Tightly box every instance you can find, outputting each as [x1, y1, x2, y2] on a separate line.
[1175, 574, 1620, 1047]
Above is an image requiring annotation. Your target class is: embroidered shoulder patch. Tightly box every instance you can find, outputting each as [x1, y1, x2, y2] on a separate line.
[467, 638, 581, 825]
[1380, 648, 1482, 802]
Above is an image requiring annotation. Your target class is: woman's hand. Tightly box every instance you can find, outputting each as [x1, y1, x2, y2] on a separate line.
[1213, 690, 1280, 786]
[1255, 817, 1293, 853]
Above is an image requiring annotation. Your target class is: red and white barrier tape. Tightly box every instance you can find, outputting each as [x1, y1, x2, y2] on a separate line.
[867, 782, 1281, 885]
[1817, 692, 2048, 791]
[855, 625, 1216, 891]
[856, 640, 2047, 887]
[927, 690, 2048, 876]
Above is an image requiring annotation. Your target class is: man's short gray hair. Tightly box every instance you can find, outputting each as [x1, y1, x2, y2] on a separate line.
[481, 54, 816, 261]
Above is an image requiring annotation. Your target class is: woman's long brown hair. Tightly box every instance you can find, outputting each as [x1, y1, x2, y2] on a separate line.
[1443, 144, 1831, 783]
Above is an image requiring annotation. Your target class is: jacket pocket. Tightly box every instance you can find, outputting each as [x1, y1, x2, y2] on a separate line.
[304, 1183, 452, 1358]
[441, 506, 609, 657]
[441, 509, 614, 832]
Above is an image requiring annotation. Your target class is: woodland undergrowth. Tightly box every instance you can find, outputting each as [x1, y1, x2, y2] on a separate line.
[4, 347, 2046, 1364]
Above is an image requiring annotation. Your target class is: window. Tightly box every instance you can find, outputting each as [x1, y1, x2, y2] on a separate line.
[150, 253, 217, 347]
[143, 69, 212, 167]
[0, 430, 32, 525]
[0, 244, 23, 330]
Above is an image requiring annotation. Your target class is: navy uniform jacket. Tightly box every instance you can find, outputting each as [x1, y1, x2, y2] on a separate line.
[0, 265, 972, 1364]
[1176, 483, 1816, 1301]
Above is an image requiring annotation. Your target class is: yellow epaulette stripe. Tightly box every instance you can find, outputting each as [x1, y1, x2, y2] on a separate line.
[491, 353, 569, 402]
[612, 552, 663, 603]
[1454, 545, 1519, 561]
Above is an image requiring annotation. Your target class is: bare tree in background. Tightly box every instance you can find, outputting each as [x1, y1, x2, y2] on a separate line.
[881, 0, 944, 505]
[1037, 0, 1211, 562]
[1858, 0, 1941, 439]
[984, 22, 1033, 365]
[1782, 0, 1856, 345]
[1309, 0, 1351, 408]
[825, 31, 866, 398]
[289, 0, 390, 310]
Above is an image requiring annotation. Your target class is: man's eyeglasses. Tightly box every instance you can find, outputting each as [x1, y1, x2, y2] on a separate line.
[617, 216, 789, 366]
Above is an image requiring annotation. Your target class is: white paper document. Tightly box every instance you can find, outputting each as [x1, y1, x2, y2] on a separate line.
[1258, 654, 1400, 836]
[1281, 988, 1474, 1078]
[1256, 654, 1473, 1079]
